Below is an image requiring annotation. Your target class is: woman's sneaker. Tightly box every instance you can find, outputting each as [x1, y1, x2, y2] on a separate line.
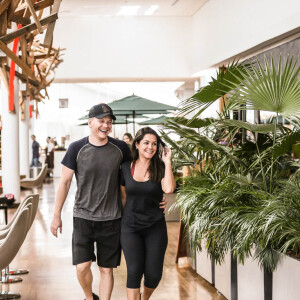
[84, 293, 99, 300]
[93, 293, 99, 300]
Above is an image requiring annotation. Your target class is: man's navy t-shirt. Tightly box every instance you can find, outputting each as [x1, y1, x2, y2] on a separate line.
[62, 136, 131, 221]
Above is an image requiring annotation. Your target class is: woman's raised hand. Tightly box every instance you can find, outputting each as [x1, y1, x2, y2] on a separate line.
[161, 146, 172, 163]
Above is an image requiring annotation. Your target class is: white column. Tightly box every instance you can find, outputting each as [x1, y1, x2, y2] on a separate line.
[1, 77, 20, 201]
[19, 88, 30, 178]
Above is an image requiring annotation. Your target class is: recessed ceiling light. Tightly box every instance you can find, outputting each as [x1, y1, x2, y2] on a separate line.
[83, 5, 105, 8]
[144, 5, 159, 16]
[117, 5, 140, 16]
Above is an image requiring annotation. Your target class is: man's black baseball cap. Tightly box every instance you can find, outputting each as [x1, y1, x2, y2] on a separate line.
[88, 103, 116, 120]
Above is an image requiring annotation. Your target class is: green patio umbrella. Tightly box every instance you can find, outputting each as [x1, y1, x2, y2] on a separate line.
[108, 95, 177, 133]
[79, 95, 177, 134]
[138, 115, 169, 125]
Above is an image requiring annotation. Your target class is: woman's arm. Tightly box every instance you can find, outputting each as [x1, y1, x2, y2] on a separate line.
[161, 147, 176, 194]
[120, 185, 127, 208]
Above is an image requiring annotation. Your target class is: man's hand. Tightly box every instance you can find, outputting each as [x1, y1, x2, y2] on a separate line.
[50, 215, 62, 237]
[159, 196, 168, 214]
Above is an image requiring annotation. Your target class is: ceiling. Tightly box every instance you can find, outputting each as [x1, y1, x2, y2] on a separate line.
[59, 0, 209, 17]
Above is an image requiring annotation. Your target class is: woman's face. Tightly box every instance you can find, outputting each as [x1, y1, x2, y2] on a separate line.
[123, 135, 132, 145]
[136, 134, 157, 160]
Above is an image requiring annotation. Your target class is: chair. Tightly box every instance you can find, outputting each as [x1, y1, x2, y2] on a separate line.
[0, 194, 39, 278]
[0, 203, 32, 284]
[0, 194, 38, 231]
[0, 207, 30, 299]
[20, 164, 48, 189]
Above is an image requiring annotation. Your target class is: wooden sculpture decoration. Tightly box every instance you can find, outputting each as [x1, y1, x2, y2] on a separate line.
[0, 0, 63, 116]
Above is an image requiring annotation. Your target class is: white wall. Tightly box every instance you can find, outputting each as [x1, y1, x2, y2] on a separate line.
[34, 83, 102, 147]
[53, 16, 192, 80]
[51, 0, 300, 80]
[31, 0, 300, 144]
[191, 0, 300, 73]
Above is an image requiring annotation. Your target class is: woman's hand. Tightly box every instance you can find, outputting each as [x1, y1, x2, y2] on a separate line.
[161, 146, 176, 194]
[161, 146, 172, 163]
[159, 196, 168, 213]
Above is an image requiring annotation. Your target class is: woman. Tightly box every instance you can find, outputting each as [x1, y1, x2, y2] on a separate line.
[123, 132, 133, 145]
[120, 127, 176, 300]
[45, 137, 54, 169]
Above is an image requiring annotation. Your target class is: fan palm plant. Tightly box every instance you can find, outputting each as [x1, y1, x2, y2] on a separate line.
[165, 55, 300, 271]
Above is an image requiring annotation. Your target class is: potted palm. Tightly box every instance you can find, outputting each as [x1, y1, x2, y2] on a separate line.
[163, 56, 300, 300]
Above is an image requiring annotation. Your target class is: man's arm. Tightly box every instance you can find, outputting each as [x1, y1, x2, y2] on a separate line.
[120, 185, 126, 208]
[50, 165, 74, 237]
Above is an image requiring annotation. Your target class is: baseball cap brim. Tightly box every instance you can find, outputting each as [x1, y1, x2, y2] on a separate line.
[94, 112, 116, 120]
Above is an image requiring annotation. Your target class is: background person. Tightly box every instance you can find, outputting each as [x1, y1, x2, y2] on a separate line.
[123, 133, 133, 146]
[45, 137, 55, 170]
[30, 135, 40, 167]
[120, 127, 176, 300]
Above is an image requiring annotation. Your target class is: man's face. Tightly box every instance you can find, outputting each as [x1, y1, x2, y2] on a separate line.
[88, 116, 113, 141]
[31, 135, 35, 141]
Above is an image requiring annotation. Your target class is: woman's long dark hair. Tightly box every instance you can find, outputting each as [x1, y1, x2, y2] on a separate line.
[131, 127, 165, 182]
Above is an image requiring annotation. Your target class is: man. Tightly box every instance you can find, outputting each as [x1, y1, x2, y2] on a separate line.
[30, 135, 40, 167]
[50, 104, 166, 300]
[50, 103, 130, 300]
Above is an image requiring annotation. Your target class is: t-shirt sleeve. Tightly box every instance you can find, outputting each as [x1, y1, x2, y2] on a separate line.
[122, 143, 131, 163]
[61, 142, 78, 170]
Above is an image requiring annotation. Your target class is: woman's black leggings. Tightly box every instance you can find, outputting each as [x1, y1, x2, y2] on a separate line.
[120, 218, 168, 289]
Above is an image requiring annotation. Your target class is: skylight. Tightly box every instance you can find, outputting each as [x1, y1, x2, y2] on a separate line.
[117, 5, 140, 16]
[144, 5, 159, 16]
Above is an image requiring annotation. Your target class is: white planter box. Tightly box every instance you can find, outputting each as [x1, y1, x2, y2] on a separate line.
[237, 255, 264, 300]
[215, 250, 231, 299]
[195, 240, 213, 284]
[273, 254, 300, 300]
[187, 240, 196, 270]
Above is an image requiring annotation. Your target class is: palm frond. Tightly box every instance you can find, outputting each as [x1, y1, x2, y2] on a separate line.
[222, 119, 277, 134]
[230, 56, 300, 118]
[179, 61, 249, 119]
[166, 117, 216, 129]
[273, 130, 300, 159]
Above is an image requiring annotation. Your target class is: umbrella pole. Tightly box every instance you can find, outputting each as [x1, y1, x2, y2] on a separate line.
[133, 110, 136, 135]
[126, 115, 128, 132]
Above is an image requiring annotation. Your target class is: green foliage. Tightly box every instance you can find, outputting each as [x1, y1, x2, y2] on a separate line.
[273, 129, 300, 159]
[230, 57, 300, 119]
[179, 61, 249, 120]
[165, 55, 300, 271]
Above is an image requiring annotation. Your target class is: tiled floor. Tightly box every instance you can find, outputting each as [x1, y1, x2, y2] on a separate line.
[0, 178, 226, 300]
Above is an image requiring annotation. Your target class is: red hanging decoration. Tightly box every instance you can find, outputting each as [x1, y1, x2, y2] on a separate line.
[8, 24, 22, 112]
[29, 104, 33, 118]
